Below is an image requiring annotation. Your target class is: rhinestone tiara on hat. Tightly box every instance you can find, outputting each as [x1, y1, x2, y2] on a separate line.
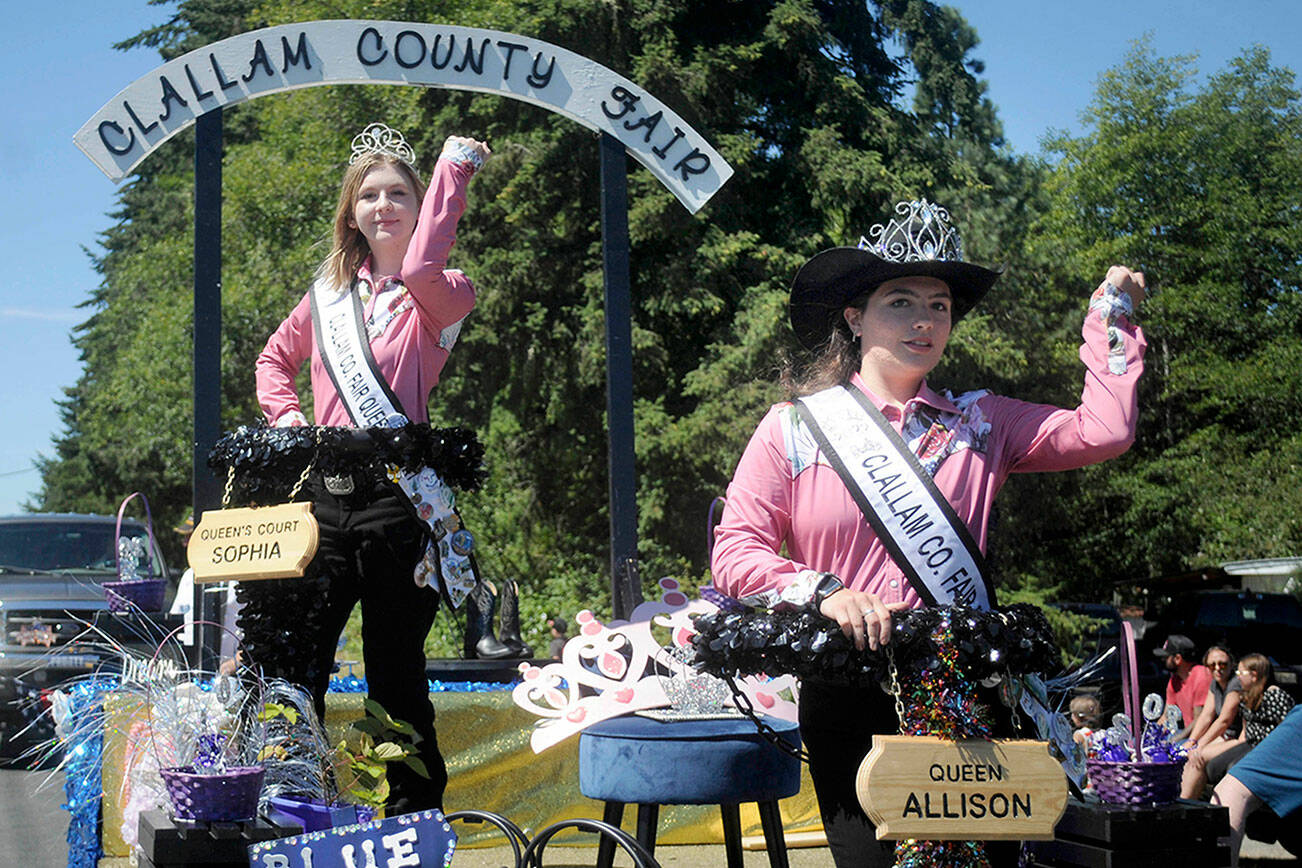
[860, 198, 963, 263]
[349, 122, 417, 166]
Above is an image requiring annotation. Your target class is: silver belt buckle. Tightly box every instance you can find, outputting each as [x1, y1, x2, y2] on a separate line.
[324, 474, 355, 495]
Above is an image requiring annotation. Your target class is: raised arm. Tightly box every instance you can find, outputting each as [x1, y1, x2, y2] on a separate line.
[400, 137, 491, 337]
[1000, 266, 1148, 472]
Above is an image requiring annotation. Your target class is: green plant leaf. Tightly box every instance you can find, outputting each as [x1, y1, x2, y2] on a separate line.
[403, 756, 430, 779]
[372, 742, 405, 762]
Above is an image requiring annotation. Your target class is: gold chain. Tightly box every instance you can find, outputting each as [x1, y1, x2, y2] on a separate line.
[287, 427, 323, 502]
[887, 646, 907, 730]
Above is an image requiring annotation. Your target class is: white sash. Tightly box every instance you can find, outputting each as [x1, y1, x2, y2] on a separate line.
[310, 278, 477, 610]
[794, 386, 993, 610]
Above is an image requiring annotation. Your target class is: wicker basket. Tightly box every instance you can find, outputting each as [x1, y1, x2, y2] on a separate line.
[103, 578, 167, 612]
[1087, 758, 1185, 805]
[160, 766, 265, 822]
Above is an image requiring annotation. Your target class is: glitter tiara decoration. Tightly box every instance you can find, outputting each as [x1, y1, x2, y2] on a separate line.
[349, 122, 417, 166]
[861, 198, 963, 263]
[511, 578, 799, 752]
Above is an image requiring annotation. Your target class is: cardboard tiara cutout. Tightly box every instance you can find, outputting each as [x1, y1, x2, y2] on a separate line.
[511, 578, 798, 752]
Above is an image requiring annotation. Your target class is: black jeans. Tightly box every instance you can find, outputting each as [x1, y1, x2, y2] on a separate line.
[799, 679, 897, 868]
[305, 475, 447, 812]
[799, 678, 1021, 867]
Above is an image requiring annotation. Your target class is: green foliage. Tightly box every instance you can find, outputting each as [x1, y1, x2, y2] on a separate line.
[1019, 38, 1302, 585]
[332, 698, 428, 810]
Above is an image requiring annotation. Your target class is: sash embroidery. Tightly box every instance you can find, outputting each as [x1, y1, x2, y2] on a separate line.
[310, 278, 476, 609]
[794, 386, 995, 610]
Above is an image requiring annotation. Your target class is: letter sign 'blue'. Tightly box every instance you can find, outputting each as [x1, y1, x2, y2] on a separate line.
[247, 809, 457, 868]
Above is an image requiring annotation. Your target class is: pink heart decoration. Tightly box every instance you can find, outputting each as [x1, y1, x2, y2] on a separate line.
[600, 652, 627, 679]
[755, 692, 776, 709]
[566, 708, 587, 723]
[614, 688, 635, 703]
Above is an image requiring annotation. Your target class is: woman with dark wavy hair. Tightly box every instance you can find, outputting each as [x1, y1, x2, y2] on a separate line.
[711, 198, 1146, 866]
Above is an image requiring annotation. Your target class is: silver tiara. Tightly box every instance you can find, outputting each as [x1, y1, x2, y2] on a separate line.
[860, 198, 964, 263]
[349, 123, 417, 166]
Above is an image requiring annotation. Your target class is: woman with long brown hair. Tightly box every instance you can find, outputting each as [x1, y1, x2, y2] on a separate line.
[255, 123, 490, 813]
[1183, 652, 1296, 799]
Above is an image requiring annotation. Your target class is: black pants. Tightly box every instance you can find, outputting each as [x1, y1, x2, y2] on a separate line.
[238, 474, 446, 813]
[799, 679, 898, 867]
[307, 476, 447, 812]
[799, 679, 1020, 867]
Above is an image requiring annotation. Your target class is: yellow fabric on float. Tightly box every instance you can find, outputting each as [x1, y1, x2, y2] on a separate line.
[325, 691, 823, 847]
[98, 689, 822, 854]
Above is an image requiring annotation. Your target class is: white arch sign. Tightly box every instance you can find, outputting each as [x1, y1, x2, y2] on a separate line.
[75, 20, 733, 213]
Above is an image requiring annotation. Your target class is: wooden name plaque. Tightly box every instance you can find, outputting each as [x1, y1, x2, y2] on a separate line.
[856, 736, 1068, 841]
[187, 502, 319, 583]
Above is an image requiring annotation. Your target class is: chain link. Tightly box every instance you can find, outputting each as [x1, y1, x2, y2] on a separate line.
[222, 464, 235, 508]
[887, 646, 908, 732]
[287, 427, 323, 502]
[721, 674, 810, 764]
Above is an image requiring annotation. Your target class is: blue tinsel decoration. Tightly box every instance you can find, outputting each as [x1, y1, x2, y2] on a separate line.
[327, 675, 514, 693]
[62, 676, 117, 868]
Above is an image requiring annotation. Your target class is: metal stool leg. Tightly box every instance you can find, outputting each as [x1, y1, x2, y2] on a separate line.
[597, 801, 625, 868]
[635, 803, 660, 859]
[719, 802, 744, 868]
[756, 799, 791, 868]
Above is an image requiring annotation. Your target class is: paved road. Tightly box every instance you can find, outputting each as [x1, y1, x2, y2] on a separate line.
[0, 768, 72, 868]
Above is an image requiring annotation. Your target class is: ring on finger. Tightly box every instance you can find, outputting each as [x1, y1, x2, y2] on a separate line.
[862, 610, 878, 620]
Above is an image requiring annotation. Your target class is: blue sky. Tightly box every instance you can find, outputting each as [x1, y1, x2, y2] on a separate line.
[1, 1, 1300, 514]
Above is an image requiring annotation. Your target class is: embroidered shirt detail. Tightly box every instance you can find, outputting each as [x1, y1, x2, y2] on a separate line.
[780, 389, 990, 479]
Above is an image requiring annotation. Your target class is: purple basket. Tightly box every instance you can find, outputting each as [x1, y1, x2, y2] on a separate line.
[103, 578, 166, 612]
[160, 766, 265, 822]
[1087, 758, 1185, 805]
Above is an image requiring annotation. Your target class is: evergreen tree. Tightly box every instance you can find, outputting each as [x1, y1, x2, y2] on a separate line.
[1013, 40, 1302, 589]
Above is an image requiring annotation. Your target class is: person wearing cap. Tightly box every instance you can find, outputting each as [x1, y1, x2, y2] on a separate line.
[710, 198, 1146, 866]
[1155, 633, 1212, 738]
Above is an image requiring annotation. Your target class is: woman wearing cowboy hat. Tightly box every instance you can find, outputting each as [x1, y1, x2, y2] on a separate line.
[710, 199, 1146, 866]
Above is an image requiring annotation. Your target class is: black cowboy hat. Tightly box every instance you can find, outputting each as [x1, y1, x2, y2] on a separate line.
[788, 199, 1002, 350]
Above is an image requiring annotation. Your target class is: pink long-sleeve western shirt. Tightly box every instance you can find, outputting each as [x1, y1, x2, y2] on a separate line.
[255, 156, 477, 426]
[711, 305, 1146, 609]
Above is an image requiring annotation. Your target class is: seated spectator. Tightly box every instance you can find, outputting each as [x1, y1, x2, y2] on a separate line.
[1188, 644, 1243, 745]
[1154, 633, 1211, 738]
[1213, 705, 1302, 867]
[1070, 694, 1102, 746]
[1182, 653, 1295, 799]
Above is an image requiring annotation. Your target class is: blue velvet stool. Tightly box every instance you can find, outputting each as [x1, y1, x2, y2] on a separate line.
[579, 714, 801, 868]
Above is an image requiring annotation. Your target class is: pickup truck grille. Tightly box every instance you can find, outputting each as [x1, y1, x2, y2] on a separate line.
[2, 611, 90, 650]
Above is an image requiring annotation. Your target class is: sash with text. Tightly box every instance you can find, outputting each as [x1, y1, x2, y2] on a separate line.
[310, 278, 477, 609]
[794, 386, 994, 609]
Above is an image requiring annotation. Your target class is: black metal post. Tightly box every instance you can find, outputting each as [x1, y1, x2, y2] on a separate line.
[599, 133, 641, 619]
[192, 108, 223, 670]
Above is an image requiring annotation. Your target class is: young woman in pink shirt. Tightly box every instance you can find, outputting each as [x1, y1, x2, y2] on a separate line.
[253, 125, 490, 814]
[710, 199, 1146, 866]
